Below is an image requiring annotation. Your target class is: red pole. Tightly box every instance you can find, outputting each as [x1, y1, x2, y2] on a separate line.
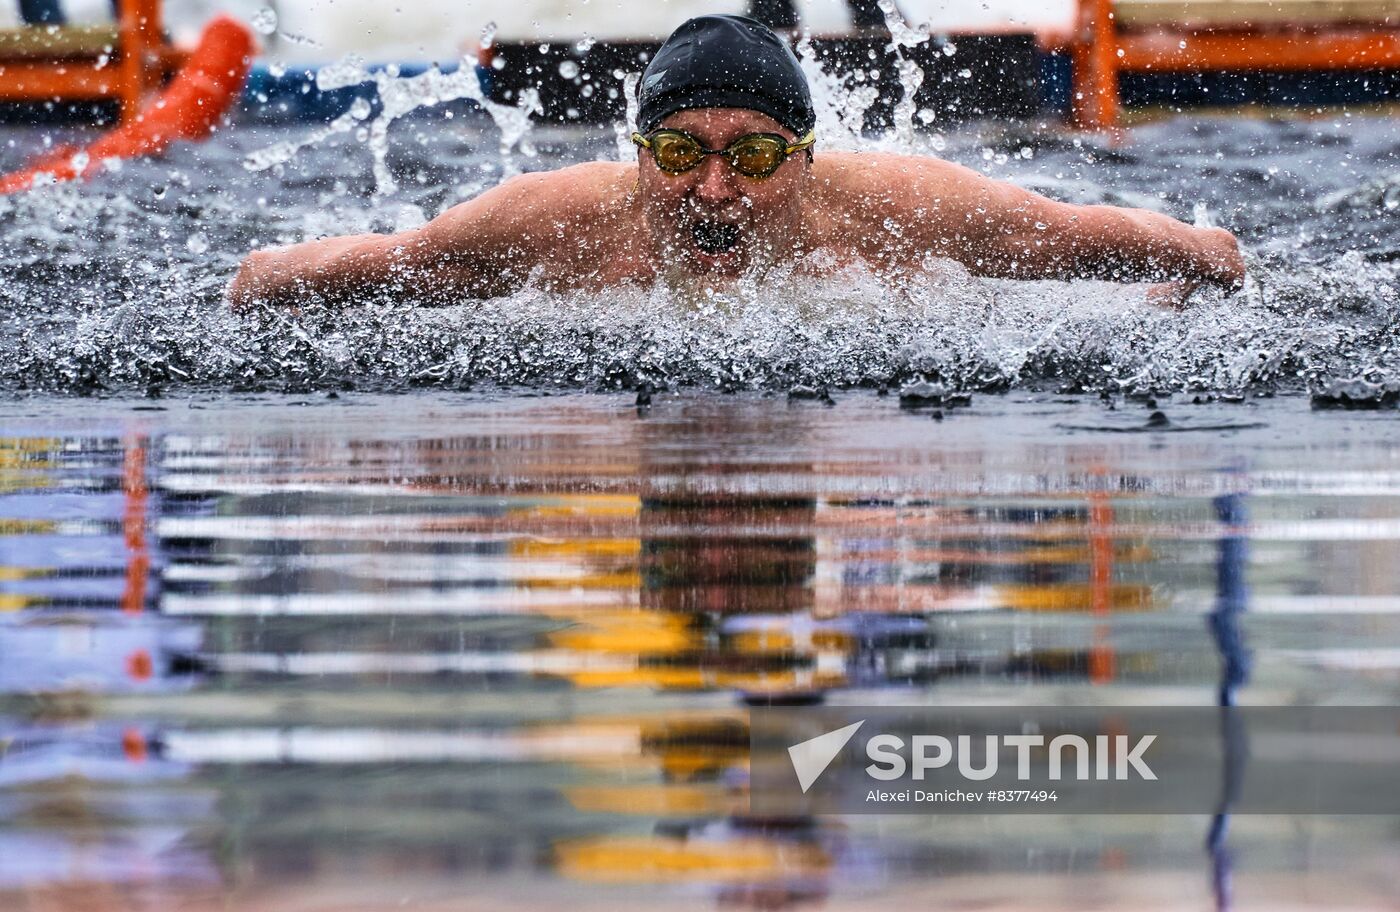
[1071, 0, 1120, 129]
[1087, 483, 1116, 684]
[116, 0, 148, 122]
[121, 439, 149, 615]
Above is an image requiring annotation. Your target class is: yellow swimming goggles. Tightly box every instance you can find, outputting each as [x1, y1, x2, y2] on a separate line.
[631, 128, 816, 179]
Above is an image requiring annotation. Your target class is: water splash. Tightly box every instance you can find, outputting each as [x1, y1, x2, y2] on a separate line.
[2, 236, 1396, 396]
[613, 72, 640, 162]
[795, 36, 881, 150]
[878, 0, 929, 149]
[793, 0, 934, 151]
[243, 96, 372, 173]
[246, 54, 541, 195]
[1317, 172, 1400, 212]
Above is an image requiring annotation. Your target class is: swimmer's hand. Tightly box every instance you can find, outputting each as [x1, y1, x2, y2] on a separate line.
[1139, 224, 1247, 310]
[1145, 229, 1246, 309]
[1196, 226, 1247, 291]
[227, 247, 281, 310]
[1145, 279, 1202, 310]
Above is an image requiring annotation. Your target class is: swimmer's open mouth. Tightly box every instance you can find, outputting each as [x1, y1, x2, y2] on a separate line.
[691, 221, 741, 255]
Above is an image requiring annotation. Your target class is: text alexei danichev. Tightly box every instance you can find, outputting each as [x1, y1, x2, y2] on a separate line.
[866, 789, 1060, 804]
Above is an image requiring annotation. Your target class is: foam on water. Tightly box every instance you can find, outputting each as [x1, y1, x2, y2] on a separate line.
[1, 221, 1394, 396]
[0, 11, 1398, 397]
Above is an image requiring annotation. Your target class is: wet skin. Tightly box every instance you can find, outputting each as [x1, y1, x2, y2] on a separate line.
[228, 107, 1247, 307]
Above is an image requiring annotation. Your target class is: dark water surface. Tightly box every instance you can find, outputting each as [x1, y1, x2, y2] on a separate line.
[2, 390, 1399, 910]
[0, 111, 1398, 394]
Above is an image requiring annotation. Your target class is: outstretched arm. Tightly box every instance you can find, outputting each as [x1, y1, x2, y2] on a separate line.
[230, 188, 504, 309]
[837, 153, 1245, 289]
[229, 231, 436, 308]
[227, 164, 623, 308]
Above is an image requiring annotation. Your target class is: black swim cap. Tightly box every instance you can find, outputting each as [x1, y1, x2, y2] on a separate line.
[637, 15, 815, 138]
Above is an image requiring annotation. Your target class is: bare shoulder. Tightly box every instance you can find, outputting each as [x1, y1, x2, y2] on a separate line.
[805, 151, 987, 256]
[416, 160, 644, 287]
[806, 150, 1064, 268]
[482, 160, 635, 219]
[420, 160, 636, 258]
[812, 151, 985, 212]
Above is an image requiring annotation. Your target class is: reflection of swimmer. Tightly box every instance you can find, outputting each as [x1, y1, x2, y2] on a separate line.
[554, 818, 857, 909]
[557, 714, 866, 909]
[230, 16, 1244, 307]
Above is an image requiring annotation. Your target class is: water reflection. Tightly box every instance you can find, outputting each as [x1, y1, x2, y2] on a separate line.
[2, 393, 1399, 909]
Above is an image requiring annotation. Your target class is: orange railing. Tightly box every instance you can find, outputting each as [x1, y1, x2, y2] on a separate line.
[1067, 0, 1400, 128]
[0, 16, 254, 192]
[0, 0, 185, 121]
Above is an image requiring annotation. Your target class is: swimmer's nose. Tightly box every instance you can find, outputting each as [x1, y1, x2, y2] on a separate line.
[692, 154, 738, 206]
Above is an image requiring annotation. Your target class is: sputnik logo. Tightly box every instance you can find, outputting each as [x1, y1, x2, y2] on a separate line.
[788, 720, 864, 793]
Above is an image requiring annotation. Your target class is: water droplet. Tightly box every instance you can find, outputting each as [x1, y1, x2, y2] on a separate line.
[558, 60, 580, 79]
[186, 233, 209, 254]
[251, 7, 278, 35]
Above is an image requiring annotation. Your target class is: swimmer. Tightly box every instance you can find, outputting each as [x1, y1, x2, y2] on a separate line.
[229, 14, 1245, 308]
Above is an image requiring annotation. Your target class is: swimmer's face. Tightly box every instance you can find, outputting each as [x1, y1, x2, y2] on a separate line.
[637, 108, 809, 278]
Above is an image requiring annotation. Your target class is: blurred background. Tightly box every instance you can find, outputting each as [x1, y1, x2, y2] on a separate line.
[1, 0, 1397, 131]
[0, 0, 1076, 63]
